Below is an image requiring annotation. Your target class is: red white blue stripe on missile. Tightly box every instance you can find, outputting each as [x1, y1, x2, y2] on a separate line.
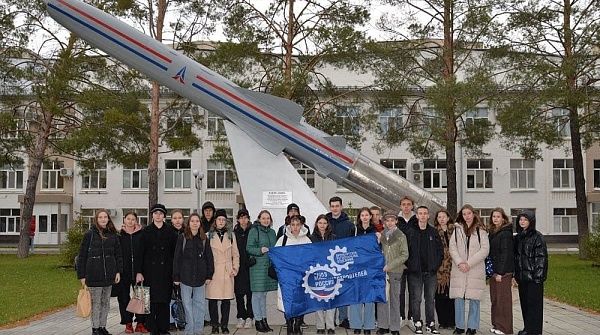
[48, 0, 355, 172]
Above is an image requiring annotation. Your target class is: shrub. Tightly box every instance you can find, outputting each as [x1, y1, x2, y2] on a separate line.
[583, 223, 600, 265]
[59, 216, 89, 268]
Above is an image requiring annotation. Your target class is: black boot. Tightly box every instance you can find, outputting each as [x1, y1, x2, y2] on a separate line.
[92, 329, 101, 335]
[286, 319, 294, 335]
[256, 320, 267, 333]
[263, 319, 274, 332]
[98, 327, 112, 335]
[293, 318, 303, 335]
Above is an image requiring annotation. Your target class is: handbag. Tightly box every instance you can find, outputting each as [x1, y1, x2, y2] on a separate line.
[485, 256, 494, 279]
[171, 285, 186, 328]
[127, 282, 150, 314]
[76, 284, 91, 318]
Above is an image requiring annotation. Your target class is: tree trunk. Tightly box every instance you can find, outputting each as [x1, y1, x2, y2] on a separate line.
[17, 116, 51, 258]
[148, 81, 160, 210]
[445, 144, 458, 216]
[569, 108, 589, 259]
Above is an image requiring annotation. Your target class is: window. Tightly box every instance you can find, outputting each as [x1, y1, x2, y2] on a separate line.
[465, 108, 489, 126]
[0, 164, 24, 190]
[423, 159, 447, 189]
[552, 108, 571, 137]
[122, 208, 149, 226]
[79, 209, 100, 228]
[553, 208, 577, 234]
[594, 160, 600, 189]
[166, 108, 195, 138]
[207, 113, 225, 137]
[123, 163, 148, 190]
[0, 118, 27, 139]
[164, 159, 191, 190]
[336, 106, 360, 137]
[419, 107, 442, 136]
[553, 159, 574, 189]
[379, 108, 403, 135]
[510, 208, 536, 230]
[81, 161, 107, 190]
[591, 203, 600, 227]
[467, 159, 493, 189]
[475, 208, 493, 227]
[510, 159, 535, 189]
[0, 208, 20, 234]
[381, 159, 407, 178]
[41, 161, 64, 190]
[207, 160, 234, 190]
[290, 157, 315, 188]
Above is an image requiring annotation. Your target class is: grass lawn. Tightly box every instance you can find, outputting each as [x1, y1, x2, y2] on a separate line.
[0, 254, 79, 327]
[545, 254, 600, 313]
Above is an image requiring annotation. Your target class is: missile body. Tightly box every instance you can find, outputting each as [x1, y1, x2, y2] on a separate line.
[44, 0, 446, 212]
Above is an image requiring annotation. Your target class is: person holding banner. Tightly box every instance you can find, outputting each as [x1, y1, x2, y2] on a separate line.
[375, 210, 409, 335]
[349, 207, 378, 335]
[309, 215, 337, 334]
[276, 215, 312, 334]
[247, 210, 278, 333]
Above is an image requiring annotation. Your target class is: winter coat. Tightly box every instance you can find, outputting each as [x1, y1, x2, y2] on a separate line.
[514, 212, 548, 284]
[449, 223, 489, 301]
[234, 223, 253, 295]
[405, 223, 444, 274]
[118, 224, 143, 283]
[205, 229, 240, 300]
[352, 223, 378, 236]
[77, 226, 123, 287]
[247, 222, 278, 292]
[380, 227, 409, 274]
[275, 225, 311, 312]
[397, 213, 418, 235]
[134, 222, 178, 303]
[489, 224, 515, 276]
[326, 212, 354, 239]
[435, 224, 454, 295]
[309, 229, 336, 243]
[172, 234, 214, 287]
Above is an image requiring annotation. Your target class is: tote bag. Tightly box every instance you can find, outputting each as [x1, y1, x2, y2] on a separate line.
[76, 284, 92, 318]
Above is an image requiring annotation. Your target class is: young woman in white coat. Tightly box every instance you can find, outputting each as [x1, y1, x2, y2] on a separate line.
[275, 215, 312, 335]
[449, 204, 489, 335]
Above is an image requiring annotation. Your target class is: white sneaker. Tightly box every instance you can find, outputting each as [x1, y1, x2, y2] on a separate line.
[426, 322, 439, 334]
[407, 319, 416, 332]
[236, 318, 245, 328]
[490, 328, 505, 335]
[414, 320, 423, 334]
[399, 317, 405, 328]
[245, 318, 253, 329]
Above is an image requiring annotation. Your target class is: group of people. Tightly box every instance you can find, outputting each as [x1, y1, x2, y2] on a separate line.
[75, 195, 548, 335]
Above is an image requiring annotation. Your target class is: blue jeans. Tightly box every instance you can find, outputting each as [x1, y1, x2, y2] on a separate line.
[252, 291, 267, 321]
[408, 272, 437, 325]
[455, 298, 480, 330]
[337, 305, 348, 323]
[180, 283, 206, 335]
[349, 303, 375, 330]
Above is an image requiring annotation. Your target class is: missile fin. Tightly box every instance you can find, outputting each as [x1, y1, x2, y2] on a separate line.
[244, 126, 286, 155]
[324, 136, 347, 149]
[236, 88, 304, 123]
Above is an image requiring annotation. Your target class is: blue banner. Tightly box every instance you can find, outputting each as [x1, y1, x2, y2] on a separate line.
[268, 234, 386, 318]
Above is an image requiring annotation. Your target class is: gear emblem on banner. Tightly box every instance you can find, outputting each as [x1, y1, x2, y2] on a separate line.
[302, 263, 343, 302]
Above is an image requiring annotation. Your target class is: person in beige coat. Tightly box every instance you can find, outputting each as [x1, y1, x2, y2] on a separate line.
[206, 209, 240, 334]
[449, 204, 489, 335]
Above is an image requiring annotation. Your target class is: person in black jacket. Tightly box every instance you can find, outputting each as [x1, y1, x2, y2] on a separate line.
[169, 209, 185, 331]
[173, 212, 214, 335]
[397, 196, 418, 326]
[135, 203, 178, 335]
[513, 211, 547, 335]
[77, 209, 123, 335]
[488, 208, 515, 335]
[309, 214, 337, 334]
[116, 212, 147, 334]
[405, 206, 443, 335]
[277, 203, 311, 239]
[234, 209, 254, 329]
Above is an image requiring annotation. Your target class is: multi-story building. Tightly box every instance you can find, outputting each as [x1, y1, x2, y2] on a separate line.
[0, 61, 583, 246]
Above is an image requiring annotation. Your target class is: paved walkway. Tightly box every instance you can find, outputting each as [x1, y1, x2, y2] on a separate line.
[1, 286, 598, 335]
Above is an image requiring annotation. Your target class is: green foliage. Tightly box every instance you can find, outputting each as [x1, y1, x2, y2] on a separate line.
[583, 223, 600, 265]
[0, 254, 80, 326]
[58, 216, 89, 268]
